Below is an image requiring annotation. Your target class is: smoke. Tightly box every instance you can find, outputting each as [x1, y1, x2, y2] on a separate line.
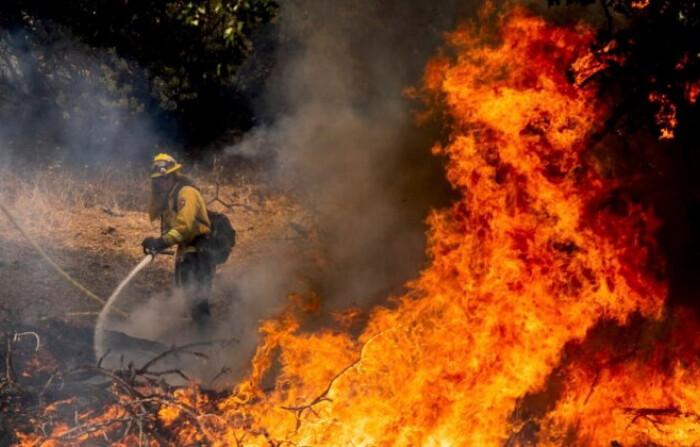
[228, 0, 471, 313]
[0, 24, 164, 166]
[0, 21, 170, 333]
[94, 260, 293, 389]
[6, 0, 477, 384]
[93, 0, 480, 384]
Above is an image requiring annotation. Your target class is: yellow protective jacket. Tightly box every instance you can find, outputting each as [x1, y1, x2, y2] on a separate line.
[161, 184, 211, 255]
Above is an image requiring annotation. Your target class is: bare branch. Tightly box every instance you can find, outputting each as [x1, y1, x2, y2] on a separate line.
[3, 332, 17, 387]
[280, 327, 399, 423]
[207, 182, 258, 212]
[14, 331, 41, 351]
[622, 407, 700, 431]
[97, 348, 112, 368]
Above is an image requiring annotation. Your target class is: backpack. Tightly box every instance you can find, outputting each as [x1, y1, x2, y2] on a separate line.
[170, 181, 236, 264]
[202, 210, 236, 265]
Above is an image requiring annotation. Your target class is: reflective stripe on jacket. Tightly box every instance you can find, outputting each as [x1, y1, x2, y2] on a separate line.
[161, 184, 211, 254]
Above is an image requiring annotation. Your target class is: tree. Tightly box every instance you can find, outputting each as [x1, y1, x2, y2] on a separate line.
[0, 0, 279, 154]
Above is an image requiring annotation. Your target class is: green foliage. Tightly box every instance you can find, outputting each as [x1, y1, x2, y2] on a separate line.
[46, 0, 278, 108]
[155, 0, 278, 104]
[0, 0, 279, 146]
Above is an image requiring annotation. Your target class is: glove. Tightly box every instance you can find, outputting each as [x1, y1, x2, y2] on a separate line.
[141, 236, 168, 255]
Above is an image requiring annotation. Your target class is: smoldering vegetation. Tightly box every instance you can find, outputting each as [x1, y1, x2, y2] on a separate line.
[94, 244, 307, 390]
[96, 287, 255, 389]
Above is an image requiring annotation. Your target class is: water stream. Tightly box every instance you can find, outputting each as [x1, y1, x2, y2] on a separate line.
[93, 254, 154, 360]
[91, 253, 256, 388]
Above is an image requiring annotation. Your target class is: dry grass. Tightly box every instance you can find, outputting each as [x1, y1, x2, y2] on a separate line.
[0, 158, 317, 328]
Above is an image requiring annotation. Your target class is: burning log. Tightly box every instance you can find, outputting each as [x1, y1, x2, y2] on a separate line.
[623, 406, 700, 429]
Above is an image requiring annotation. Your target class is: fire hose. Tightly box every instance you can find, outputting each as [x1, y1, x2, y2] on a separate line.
[0, 199, 129, 318]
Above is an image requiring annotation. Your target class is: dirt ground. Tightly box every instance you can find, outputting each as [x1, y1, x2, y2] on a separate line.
[0, 161, 320, 382]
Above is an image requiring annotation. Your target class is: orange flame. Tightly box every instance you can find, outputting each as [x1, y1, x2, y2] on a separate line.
[686, 80, 700, 104]
[539, 308, 700, 445]
[211, 6, 667, 445]
[18, 5, 691, 446]
[631, 0, 651, 9]
[649, 91, 678, 140]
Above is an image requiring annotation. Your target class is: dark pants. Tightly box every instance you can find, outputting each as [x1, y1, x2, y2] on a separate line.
[175, 248, 214, 320]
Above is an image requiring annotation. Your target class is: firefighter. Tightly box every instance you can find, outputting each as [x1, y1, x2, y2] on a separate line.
[141, 153, 214, 323]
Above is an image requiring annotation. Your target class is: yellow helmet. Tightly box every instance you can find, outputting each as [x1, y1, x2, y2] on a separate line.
[150, 153, 182, 178]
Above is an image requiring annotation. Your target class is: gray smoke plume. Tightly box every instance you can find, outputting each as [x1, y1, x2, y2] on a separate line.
[228, 0, 472, 314]
[0, 25, 161, 166]
[96, 0, 478, 387]
[5, 1, 483, 389]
